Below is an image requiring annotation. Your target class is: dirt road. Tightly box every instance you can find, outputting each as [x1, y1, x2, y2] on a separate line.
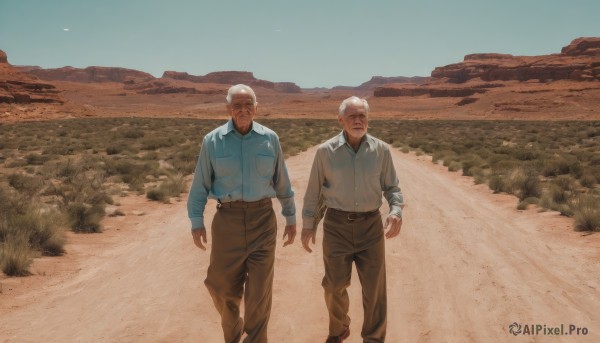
[1, 146, 599, 342]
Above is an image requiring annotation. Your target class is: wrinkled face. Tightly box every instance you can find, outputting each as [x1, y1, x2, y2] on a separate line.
[338, 102, 368, 140]
[227, 92, 257, 133]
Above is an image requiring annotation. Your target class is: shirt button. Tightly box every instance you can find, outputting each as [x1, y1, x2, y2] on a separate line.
[355, 202, 358, 206]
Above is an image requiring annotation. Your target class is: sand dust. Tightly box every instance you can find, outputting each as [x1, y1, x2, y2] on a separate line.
[1, 146, 599, 342]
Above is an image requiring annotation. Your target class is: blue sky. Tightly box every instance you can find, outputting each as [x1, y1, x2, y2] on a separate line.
[1, 0, 599, 88]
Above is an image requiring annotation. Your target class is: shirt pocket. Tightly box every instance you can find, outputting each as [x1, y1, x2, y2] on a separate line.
[255, 155, 275, 178]
[215, 156, 237, 177]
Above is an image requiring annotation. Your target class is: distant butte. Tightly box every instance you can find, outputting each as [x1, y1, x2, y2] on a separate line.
[1, 37, 600, 122]
[374, 37, 600, 98]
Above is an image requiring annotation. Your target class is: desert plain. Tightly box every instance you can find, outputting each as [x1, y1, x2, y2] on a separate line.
[1, 38, 600, 342]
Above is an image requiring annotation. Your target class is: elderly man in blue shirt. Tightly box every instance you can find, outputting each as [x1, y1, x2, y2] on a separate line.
[302, 96, 404, 343]
[187, 84, 296, 343]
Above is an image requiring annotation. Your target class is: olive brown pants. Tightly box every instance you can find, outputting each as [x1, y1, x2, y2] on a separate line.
[205, 199, 277, 343]
[322, 208, 387, 343]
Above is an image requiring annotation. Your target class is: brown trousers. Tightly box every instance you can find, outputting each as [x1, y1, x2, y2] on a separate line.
[205, 200, 277, 343]
[322, 209, 387, 343]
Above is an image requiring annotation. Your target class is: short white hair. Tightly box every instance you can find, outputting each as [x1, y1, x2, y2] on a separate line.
[339, 96, 369, 116]
[226, 84, 257, 104]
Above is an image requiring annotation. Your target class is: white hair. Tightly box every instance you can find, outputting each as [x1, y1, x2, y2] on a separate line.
[226, 84, 257, 104]
[338, 96, 369, 116]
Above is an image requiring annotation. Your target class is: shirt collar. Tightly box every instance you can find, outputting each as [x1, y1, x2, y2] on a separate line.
[333, 131, 375, 150]
[219, 119, 266, 137]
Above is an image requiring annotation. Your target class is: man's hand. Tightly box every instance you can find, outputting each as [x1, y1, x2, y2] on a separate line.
[384, 214, 402, 239]
[283, 224, 297, 247]
[301, 228, 316, 253]
[191, 228, 207, 250]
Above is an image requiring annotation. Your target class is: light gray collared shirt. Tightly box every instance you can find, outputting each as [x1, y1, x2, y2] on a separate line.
[302, 132, 403, 229]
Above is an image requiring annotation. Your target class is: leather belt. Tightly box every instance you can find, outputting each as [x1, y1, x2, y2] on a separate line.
[217, 198, 272, 209]
[328, 208, 380, 221]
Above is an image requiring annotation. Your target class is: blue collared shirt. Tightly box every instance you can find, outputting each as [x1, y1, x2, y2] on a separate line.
[187, 119, 296, 230]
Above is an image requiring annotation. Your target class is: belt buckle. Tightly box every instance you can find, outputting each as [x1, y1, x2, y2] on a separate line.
[347, 213, 357, 221]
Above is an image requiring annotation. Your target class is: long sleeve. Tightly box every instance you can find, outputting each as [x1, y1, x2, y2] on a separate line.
[187, 136, 213, 230]
[381, 146, 404, 218]
[302, 148, 324, 229]
[272, 136, 296, 225]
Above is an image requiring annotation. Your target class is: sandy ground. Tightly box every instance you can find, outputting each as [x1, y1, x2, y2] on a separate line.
[1, 145, 599, 342]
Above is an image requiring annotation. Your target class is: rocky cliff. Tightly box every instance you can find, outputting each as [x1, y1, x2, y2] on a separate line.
[431, 37, 600, 83]
[21, 66, 155, 83]
[333, 76, 430, 90]
[374, 37, 600, 98]
[162, 70, 301, 93]
[0, 50, 62, 104]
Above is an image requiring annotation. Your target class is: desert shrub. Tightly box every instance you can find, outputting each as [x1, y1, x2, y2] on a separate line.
[50, 161, 110, 233]
[471, 167, 487, 184]
[448, 161, 462, 172]
[104, 158, 158, 190]
[542, 156, 576, 177]
[141, 138, 174, 150]
[519, 174, 542, 200]
[557, 204, 575, 217]
[517, 201, 528, 210]
[0, 234, 32, 276]
[0, 188, 66, 275]
[171, 159, 197, 175]
[25, 153, 49, 165]
[460, 156, 484, 177]
[106, 146, 123, 155]
[580, 173, 597, 188]
[7, 208, 65, 256]
[8, 173, 44, 197]
[514, 149, 540, 161]
[553, 175, 576, 192]
[442, 156, 455, 167]
[161, 173, 187, 196]
[141, 152, 160, 161]
[574, 196, 600, 232]
[5, 159, 27, 168]
[147, 173, 187, 203]
[109, 209, 126, 217]
[548, 184, 569, 204]
[539, 193, 558, 212]
[431, 150, 450, 164]
[121, 129, 145, 139]
[66, 202, 104, 233]
[146, 188, 168, 202]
